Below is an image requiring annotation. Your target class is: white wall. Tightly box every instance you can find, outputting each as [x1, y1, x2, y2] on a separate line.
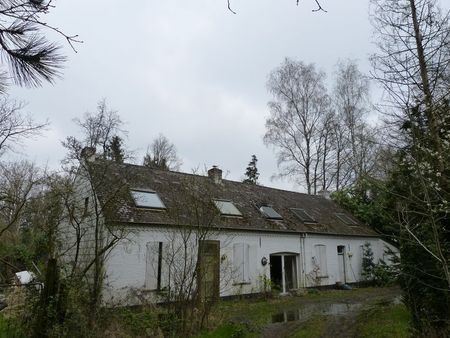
[58, 169, 107, 276]
[303, 235, 390, 287]
[102, 227, 396, 305]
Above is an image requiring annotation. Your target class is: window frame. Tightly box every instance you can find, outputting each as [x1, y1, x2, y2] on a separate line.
[290, 208, 317, 223]
[131, 189, 166, 210]
[259, 205, 283, 220]
[335, 212, 358, 226]
[213, 199, 242, 217]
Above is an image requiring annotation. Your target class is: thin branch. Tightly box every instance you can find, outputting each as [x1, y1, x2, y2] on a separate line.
[227, 0, 236, 14]
[312, 0, 327, 12]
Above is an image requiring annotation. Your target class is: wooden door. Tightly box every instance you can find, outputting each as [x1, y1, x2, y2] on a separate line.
[198, 240, 220, 301]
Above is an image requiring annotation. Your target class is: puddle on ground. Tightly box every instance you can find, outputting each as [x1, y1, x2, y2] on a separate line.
[271, 302, 363, 323]
[323, 303, 362, 315]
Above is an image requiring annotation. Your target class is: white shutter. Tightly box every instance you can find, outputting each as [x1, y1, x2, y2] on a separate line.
[145, 242, 160, 289]
[161, 242, 171, 289]
[243, 243, 250, 282]
[359, 245, 365, 279]
[248, 244, 257, 282]
[234, 243, 250, 283]
[233, 243, 244, 283]
[314, 245, 328, 277]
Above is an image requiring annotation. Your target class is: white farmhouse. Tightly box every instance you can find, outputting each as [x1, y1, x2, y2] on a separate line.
[60, 155, 395, 306]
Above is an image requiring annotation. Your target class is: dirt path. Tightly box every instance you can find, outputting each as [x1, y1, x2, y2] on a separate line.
[261, 286, 401, 338]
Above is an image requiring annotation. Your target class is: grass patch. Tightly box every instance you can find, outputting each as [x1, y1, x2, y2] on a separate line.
[196, 322, 257, 338]
[0, 315, 25, 338]
[354, 303, 410, 338]
[109, 306, 159, 336]
[287, 316, 326, 338]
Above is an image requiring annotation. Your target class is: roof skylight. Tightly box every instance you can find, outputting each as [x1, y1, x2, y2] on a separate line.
[131, 190, 166, 209]
[335, 213, 357, 225]
[290, 208, 316, 223]
[260, 206, 283, 220]
[214, 200, 242, 216]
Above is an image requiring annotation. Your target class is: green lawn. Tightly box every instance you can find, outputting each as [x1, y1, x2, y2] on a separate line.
[285, 303, 410, 338]
[354, 303, 411, 338]
[196, 322, 258, 338]
[287, 316, 326, 338]
[0, 315, 25, 338]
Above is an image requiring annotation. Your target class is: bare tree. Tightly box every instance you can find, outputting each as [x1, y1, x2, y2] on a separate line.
[371, 0, 450, 148]
[0, 160, 41, 240]
[62, 99, 127, 165]
[227, 0, 327, 14]
[264, 58, 330, 194]
[332, 59, 378, 183]
[371, 0, 450, 334]
[328, 113, 352, 190]
[143, 134, 182, 171]
[64, 159, 130, 312]
[0, 96, 47, 157]
[54, 101, 132, 327]
[315, 110, 335, 192]
[150, 173, 233, 336]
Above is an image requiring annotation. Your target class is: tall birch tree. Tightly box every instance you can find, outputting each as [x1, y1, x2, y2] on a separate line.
[264, 58, 330, 194]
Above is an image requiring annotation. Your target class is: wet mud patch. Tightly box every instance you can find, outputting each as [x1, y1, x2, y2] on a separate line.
[260, 287, 402, 338]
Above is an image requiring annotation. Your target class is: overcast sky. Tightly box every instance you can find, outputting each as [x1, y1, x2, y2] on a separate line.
[9, 0, 379, 191]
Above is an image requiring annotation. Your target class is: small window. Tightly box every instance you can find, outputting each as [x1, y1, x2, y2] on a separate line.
[290, 208, 316, 223]
[335, 213, 357, 225]
[259, 206, 283, 220]
[131, 190, 166, 209]
[214, 200, 242, 216]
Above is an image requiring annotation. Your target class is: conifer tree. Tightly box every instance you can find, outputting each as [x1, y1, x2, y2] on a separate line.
[243, 155, 259, 185]
[106, 135, 125, 163]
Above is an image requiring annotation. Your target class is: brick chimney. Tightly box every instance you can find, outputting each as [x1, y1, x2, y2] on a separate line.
[80, 146, 96, 162]
[208, 165, 222, 184]
[317, 190, 331, 200]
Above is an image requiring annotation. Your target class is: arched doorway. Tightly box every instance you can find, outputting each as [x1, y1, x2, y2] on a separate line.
[269, 253, 298, 294]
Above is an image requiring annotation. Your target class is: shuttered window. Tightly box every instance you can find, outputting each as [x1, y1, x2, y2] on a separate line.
[233, 243, 250, 283]
[314, 244, 328, 277]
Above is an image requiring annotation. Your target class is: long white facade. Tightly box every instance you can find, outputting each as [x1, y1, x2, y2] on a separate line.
[102, 226, 395, 305]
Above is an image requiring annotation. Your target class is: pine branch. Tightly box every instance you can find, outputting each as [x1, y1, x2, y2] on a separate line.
[0, 0, 81, 87]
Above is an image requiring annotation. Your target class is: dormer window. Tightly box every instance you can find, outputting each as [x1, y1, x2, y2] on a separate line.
[131, 190, 166, 209]
[290, 208, 316, 223]
[335, 213, 357, 225]
[213, 199, 242, 217]
[260, 206, 283, 220]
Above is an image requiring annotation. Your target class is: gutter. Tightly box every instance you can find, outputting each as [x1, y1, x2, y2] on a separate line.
[108, 220, 381, 238]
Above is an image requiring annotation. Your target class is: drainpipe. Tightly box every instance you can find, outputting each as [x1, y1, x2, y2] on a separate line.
[300, 233, 307, 288]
